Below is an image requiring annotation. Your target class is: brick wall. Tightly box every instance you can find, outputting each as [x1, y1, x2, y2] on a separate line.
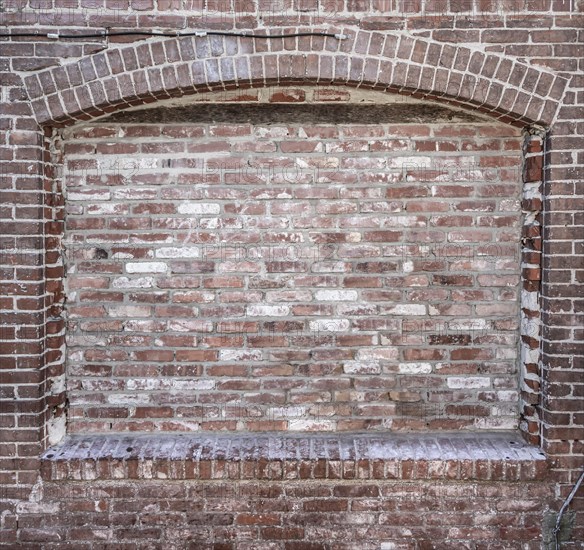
[61, 95, 525, 434]
[1, 0, 582, 547]
[12, 478, 555, 548]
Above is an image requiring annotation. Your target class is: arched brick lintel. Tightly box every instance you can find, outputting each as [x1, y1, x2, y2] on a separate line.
[24, 29, 567, 128]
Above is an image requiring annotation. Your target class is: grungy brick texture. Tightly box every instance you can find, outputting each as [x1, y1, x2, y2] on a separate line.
[60, 100, 525, 434]
[13, 478, 555, 549]
[1, 0, 583, 547]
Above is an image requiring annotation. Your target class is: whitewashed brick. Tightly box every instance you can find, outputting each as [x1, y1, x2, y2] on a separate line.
[126, 379, 166, 390]
[398, 362, 433, 374]
[315, 290, 359, 301]
[112, 251, 152, 260]
[474, 416, 517, 429]
[447, 377, 491, 389]
[126, 262, 168, 273]
[108, 306, 151, 317]
[168, 320, 213, 332]
[383, 304, 426, 316]
[172, 380, 215, 390]
[16, 502, 60, 514]
[219, 349, 263, 361]
[384, 215, 426, 227]
[267, 406, 306, 418]
[309, 319, 350, 332]
[125, 320, 167, 332]
[86, 203, 127, 215]
[497, 391, 519, 401]
[177, 202, 221, 214]
[66, 334, 107, 347]
[356, 348, 398, 361]
[451, 318, 489, 330]
[265, 290, 313, 302]
[312, 262, 351, 273]
[521, 289, 539, 311]
[246, 305, 290, 316]
[107, 394, 151, 405]
[491, 404, 517, 416]
[337, 304, 377, 316]
[343, 361, 382, 374]
[521, 345, 540, 365]
[496, 348, 516, 359]
[288, 419, 336, 431]
[155, 247, 200, 258]
[388, 156, 433, 169]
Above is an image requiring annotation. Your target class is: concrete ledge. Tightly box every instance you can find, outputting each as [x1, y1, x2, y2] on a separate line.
[41, 432, 548, 482]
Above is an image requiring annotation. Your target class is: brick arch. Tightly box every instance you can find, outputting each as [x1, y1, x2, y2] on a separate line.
[24, 28, 566, 127]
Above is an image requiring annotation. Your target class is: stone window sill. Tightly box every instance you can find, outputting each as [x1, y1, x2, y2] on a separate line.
[40, 431, 548, 482]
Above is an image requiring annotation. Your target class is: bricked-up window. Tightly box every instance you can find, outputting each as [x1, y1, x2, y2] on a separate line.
[62, 90, 524, 434]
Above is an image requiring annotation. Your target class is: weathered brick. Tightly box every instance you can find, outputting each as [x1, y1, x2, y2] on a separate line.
[2, 9, 582, 547]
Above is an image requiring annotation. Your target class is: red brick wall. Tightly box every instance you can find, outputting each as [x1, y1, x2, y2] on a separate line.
[12, 478, 555, 548]
[1, 0, 582, 547]
[61, 99, 525, 434]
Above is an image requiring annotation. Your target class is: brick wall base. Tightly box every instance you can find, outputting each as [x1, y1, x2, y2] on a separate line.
[10, 478, 553, 549]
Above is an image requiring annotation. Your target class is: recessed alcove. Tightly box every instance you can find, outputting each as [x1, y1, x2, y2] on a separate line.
[55, 87, 526, 441]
